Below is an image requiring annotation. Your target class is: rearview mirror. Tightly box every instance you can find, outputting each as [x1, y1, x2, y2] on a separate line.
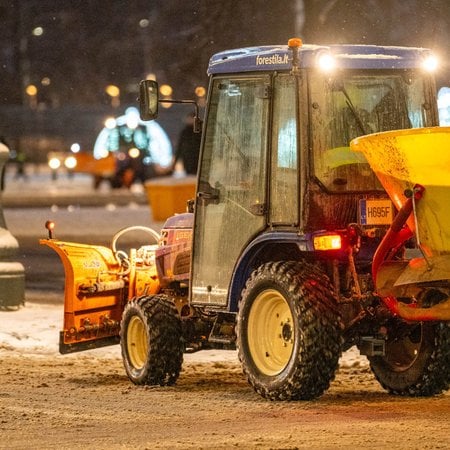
[139, 79, 159, 121]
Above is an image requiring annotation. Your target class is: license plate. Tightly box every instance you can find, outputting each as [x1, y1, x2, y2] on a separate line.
[359, 199, 393, 225]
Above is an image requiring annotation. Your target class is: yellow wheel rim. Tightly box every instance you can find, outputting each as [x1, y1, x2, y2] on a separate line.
[127, 315, 149, 370]
[247, 289, 294, 376]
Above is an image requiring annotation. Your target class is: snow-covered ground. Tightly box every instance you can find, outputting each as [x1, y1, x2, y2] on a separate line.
[0, 298, 363, 368]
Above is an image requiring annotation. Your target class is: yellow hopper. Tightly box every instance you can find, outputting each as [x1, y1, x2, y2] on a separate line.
[351, 127, 450, 255]
[351, 128, 450, 320]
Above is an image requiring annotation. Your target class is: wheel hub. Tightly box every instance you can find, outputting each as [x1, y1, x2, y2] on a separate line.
[127, 315, 149, 370]
[247, 289, 294, 376]
[281, 322, 292, 342]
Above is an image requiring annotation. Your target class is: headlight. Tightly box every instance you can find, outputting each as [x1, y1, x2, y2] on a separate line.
[64, 156, 77, 169]
[128, 147, 140, 158]
[48, 157, 61, 170]
[317, 52, 336, 72]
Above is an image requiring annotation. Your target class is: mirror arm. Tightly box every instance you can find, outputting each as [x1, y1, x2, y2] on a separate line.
[159, 99, 202, 133]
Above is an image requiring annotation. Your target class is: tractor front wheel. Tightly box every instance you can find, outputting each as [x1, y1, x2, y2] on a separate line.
[120, 294, 183, 385]
[236, 261, 343, 400]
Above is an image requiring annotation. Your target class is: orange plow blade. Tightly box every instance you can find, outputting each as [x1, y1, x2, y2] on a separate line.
[41, 239, 126, 353]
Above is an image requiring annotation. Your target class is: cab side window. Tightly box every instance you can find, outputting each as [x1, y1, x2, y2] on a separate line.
[270, 75, 298, 225]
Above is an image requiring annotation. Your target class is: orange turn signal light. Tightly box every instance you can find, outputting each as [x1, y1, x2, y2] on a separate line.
[313, 234, 342, 251]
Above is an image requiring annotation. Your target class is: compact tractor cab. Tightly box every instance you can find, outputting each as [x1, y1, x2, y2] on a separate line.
[43, 38, 449, 400]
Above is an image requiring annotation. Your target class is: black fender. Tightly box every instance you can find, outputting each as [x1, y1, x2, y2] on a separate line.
[227, 231, 310, 312]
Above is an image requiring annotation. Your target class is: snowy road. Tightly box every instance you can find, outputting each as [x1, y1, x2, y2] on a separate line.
[0, 301, 448, 450]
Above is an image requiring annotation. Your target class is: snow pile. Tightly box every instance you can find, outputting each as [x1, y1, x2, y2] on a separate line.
[0, 302, 238, 362]
[0, 302, 61, 355]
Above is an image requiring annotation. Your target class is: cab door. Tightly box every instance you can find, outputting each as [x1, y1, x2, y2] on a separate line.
[191, 75, 270, 306]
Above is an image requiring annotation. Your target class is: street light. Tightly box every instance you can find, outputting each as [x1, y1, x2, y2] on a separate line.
[48, 155, 61, 181]
[105, 84, 120, 107]
[32, 26, 44, 36]
[64, 155, 77, 178]
[70, 143, 81, 153]
[25, 84, 38, 108]
[159, 84, 173, 96]
[159, 84, 173, 109]
[195, 86, 206, 107]
[195, 86, 206, 98]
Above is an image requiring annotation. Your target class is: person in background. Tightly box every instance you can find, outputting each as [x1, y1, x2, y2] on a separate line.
[14, 151, 27, 180]
[173, 113, 201, 175]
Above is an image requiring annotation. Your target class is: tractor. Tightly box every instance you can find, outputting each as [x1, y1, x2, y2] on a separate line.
[42, 38, 449, 400]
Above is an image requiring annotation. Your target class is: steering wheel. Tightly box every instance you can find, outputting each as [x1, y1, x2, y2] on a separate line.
[111, 225, 160, 260]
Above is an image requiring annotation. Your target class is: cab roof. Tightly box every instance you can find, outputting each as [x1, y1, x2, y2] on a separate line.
[207, 43, 432, 75]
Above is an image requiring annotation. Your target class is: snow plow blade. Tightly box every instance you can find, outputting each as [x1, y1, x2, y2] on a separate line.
[41, 239, 128, 353]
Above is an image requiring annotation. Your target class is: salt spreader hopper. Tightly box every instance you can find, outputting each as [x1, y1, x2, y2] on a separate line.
[351, 127, 450, 320]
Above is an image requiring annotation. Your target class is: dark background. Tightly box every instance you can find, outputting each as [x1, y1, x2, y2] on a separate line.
[1, 0, 449, 160]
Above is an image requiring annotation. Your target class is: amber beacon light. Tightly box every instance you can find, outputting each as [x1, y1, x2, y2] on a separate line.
[288, 38, 303, 71]
[288, 37, 303, 49]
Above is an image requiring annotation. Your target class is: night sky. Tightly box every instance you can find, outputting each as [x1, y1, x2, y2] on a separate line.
[0, 0, 449, 157]
[1, 0, 449, 107]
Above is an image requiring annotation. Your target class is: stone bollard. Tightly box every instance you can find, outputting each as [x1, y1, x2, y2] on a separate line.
[0, 142, 25, 308]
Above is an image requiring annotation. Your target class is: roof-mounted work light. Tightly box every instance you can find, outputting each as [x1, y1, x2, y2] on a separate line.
[317, 52, 336, 72]
[422, 54, 438, 72]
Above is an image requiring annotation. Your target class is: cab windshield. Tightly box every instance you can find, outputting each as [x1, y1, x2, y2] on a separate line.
[310, 72, 437, 192]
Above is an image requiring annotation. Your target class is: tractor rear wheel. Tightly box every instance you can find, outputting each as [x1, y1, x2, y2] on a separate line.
[120, 294, 183, 385]
[368, 290, 450, 396]
[236, 261, 343, 400]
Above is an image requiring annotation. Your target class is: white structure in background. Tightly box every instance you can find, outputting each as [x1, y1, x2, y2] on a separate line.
[438, 87, 450, 126]
[93, 106, 172, 167]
